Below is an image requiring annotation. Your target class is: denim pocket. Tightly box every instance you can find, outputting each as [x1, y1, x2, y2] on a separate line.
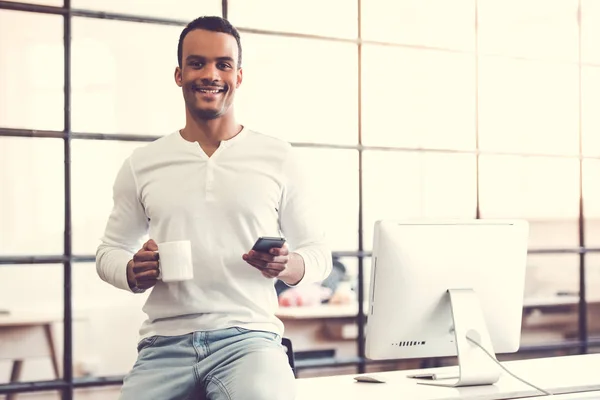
[136, 335, 159, 352]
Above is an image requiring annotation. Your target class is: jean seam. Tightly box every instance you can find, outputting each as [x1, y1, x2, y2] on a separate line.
[204, 332, 212, 357]
[206, 375, 232, 400]
[192, 334, 202, 396]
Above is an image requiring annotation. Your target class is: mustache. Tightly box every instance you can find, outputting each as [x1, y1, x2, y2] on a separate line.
[190, 81, 227, 90]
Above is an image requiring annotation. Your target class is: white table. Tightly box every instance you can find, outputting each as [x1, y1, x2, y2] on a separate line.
[0, 311, 62, 400]
[295, 353, 600, 400]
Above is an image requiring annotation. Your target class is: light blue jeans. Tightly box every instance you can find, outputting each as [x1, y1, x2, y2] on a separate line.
[119, 327, 296, 400]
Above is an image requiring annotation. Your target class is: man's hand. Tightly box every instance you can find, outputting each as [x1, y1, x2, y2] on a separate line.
[242, 243, 290, 279]
[127, 239, 160, 290]
[243, 243, 306, 285]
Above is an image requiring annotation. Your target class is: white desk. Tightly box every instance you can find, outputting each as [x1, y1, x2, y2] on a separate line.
[0, 311, 63, 400]
[295, 353, 600, 400]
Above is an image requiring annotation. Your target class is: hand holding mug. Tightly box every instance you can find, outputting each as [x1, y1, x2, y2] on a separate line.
[127, 239, 160, 290]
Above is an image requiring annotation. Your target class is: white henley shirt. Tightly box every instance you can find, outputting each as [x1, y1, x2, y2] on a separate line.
[96, 127, 333, 339]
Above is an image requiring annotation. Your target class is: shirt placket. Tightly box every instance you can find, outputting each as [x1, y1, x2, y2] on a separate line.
[205, 159, 216, 202]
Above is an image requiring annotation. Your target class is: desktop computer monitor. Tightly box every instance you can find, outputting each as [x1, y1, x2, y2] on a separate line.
[365, 219, 529, 388]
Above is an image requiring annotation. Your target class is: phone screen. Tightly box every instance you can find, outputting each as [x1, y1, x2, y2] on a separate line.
[252, 236, 286, 253]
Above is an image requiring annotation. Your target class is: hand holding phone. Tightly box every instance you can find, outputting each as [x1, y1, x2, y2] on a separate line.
[243, 236, 288, 279]
[251, 236, 286, 253]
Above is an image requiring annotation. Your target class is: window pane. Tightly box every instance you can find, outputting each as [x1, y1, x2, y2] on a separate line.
[361, 0, 475, 51]
[362, 45, 475, 149]
[585, 254, 600, 302]
[71, 0, 221, 21]
[293, 148, 358, 252]
[228, 0, 357, 39]
[582, 67, 600, 156]
[71, 18, 184, 135]
[0, 11, 64, 131]
[581, 0, 600, 65]
[478, 57, 579, 155]
[479, 156, 579, 248]
[362, 151, 476, 251]
[525, 254, 579, 298]
[583, 160, 600, 248]
[0, 264, 64, 383]
[236, 34, 358, 145]
[478, 0, 579, 63]
[72, 140, 147, 255]
[72, 263, 149, 378]
[479, 155, 580, 219]
[0, 138, 64, 255]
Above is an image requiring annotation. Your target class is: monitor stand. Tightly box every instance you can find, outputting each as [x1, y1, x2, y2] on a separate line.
[418, 288, 501, 388]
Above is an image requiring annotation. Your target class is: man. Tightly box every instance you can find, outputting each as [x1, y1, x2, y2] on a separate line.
[96, 15, 332, 400]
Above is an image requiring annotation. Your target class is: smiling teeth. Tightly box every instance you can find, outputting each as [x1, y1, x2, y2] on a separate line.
[199, 89, 221, 93]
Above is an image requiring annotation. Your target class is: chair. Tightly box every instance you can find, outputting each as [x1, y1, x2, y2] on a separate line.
[281, 337, 296, 377]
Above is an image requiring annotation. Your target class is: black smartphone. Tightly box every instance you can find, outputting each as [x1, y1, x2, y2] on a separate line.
[252, 236, 286, 253]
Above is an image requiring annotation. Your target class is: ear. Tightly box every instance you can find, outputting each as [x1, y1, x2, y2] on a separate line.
[236, 67, 243, 89]
[174, 66, 183, 87]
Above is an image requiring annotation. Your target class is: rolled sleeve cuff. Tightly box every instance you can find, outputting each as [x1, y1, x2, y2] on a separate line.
[287, 247, 332, 288]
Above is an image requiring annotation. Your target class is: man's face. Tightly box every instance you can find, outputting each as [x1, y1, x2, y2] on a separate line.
[175, 29, 242, 121]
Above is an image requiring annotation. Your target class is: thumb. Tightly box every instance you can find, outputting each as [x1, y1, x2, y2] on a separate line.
[144, 239, 158, 251]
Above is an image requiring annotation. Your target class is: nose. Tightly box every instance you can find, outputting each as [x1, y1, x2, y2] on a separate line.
[200, 63, 220, 82]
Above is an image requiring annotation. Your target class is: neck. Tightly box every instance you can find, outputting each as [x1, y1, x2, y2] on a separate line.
[180, 108, 242, 149]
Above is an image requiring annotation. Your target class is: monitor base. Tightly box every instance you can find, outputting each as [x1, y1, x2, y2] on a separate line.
[417, 288, 501, 388]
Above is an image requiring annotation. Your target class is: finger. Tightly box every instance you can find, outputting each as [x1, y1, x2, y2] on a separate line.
[132, 261, 159, 274]
[262, 271, 274, 279]
[144, 239, 159, 252]
[269, 246, 289, 256]
[248, 250, 272, 261]
[261, 266, 283, 278]
[248, 251, 288, 264]
[136, 279, 157, 289]
[135, 269, 159, 281]
[264, 262, 285, 272]
[134, 250, 159, 262]
[246, 260, 281, 276]
[261, 267, 280, 278]
[246, 259, 267, 270]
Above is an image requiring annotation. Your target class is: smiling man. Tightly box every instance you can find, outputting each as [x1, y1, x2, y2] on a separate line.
[95, 16, 332, 400]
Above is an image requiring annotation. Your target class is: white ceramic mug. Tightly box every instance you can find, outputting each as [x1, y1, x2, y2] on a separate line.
[157, 240, 194, 282]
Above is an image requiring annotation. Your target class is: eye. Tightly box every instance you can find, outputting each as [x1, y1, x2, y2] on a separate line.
[189, 61, 204, 69]
[218, 62, 232, 70]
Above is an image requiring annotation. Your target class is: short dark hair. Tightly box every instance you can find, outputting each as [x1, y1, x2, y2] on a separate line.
[177, 16, 242, 68]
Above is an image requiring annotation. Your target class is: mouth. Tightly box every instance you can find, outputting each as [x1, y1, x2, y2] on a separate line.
[193, 86, 226, 95]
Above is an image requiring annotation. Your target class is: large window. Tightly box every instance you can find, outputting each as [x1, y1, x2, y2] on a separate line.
[477, 0, 579, 62]
[228, 0, 357, 38]
[361, 45, 476, 150]
[0, 137, 65, 256]
[362, 151, 476, 250]
[0, 10, 64, 131]
[360, 0, 475, 51]
[2, 0, 600, 398]
[71, 18, 184, 135]
[477, 58, 579, 155]
[235, 34, 358, 145]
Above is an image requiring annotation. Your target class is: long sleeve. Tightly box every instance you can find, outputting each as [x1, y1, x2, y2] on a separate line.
[279, 146, 333, 286]
[96, 156, 149, 292]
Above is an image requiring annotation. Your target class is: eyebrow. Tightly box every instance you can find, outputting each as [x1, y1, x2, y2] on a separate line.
[186, 55, 235, 63]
